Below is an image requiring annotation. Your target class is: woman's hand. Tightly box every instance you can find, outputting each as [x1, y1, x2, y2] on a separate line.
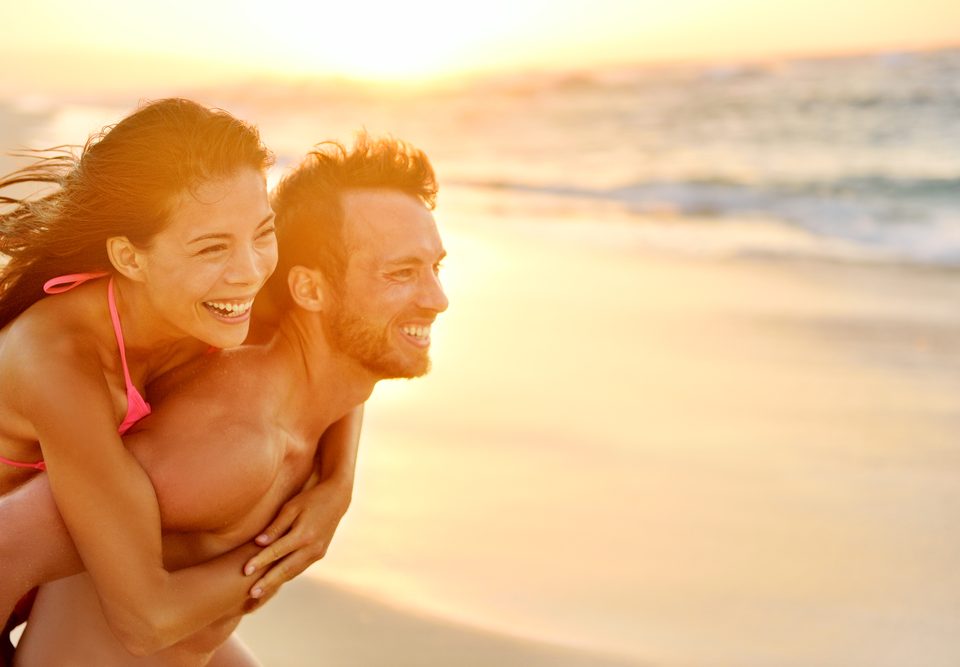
[243, 478, 353, 599]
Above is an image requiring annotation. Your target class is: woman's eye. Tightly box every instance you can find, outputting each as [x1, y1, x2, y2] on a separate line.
[433, 262, 444, 275]
[257, 226, 277, 240]
[390, 269, 415, 280]
[197, 244, 228, 256]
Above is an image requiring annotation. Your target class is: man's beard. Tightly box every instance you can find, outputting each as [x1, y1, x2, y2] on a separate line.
[324, 298, 431, 379]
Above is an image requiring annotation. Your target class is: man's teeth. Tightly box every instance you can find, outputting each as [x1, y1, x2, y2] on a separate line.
[401, 324, 431, 339]
[205, 300, 253, 317]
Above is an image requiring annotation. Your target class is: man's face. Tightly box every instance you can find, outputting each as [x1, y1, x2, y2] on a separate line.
[326, 189, 448, 379]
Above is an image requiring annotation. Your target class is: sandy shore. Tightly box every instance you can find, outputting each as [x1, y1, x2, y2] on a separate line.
[4, 206, 954, 666]
[242, 201, 960, 667]
[238, 578, 641, 667]
[12, 197, 955, 666]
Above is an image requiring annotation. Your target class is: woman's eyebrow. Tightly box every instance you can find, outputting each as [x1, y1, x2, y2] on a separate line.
[187, 213, 275, 244]
[187, 232, 230, 244]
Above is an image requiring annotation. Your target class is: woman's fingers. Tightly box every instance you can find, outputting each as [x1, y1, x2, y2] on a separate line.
[244, 529, 301, 577]
[253, 503, 299, 546]
[249, 545, 324, 599]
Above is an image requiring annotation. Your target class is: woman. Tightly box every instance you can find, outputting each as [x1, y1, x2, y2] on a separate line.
[0, 99, 359, 661]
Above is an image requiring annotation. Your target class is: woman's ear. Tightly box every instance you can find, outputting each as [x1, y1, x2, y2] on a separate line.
[286, 266, 326, 312]
[106, 236, 147, 282]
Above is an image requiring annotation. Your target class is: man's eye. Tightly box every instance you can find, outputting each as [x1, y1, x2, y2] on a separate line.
[390, 269, 415, 280]
[257, 226, 277, 240]
[433, 262, 444, 275]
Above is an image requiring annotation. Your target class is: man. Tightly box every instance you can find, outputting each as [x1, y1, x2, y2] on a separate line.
[2, 135, 448, 666]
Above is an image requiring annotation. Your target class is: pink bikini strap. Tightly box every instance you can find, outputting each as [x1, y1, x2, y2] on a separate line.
[105, 276, 137, 392]
[0, 455, 46, 472]
[43, 272, 111, 295]
[38, 270, 149, 434]
[43, 272, 136, 392]
[105, 277, 151, 434]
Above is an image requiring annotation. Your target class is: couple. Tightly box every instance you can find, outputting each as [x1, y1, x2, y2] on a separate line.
[0, 98, 448, 665]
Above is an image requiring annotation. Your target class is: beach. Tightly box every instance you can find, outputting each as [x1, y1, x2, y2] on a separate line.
[2, 47, 959, 664]
[8, 199, 956, 663]
[239, 578, 639, 667]
[232, 190, 960, 666]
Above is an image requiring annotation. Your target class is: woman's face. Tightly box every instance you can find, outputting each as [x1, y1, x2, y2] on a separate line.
[137, 167, 278, 349]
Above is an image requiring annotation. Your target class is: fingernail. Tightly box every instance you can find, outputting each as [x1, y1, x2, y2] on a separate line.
[244, 565, 255, 576]
[256, 534, 269, 544]
[251, 587, 262, 599]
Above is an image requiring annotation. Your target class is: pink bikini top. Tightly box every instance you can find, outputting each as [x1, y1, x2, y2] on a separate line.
[0, 272, 152, 472]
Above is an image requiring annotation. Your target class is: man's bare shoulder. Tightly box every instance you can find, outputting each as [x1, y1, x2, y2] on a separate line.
[133, 344, 282, 455]
[146, 345, 271, 404]
[125, 346, 284, 531]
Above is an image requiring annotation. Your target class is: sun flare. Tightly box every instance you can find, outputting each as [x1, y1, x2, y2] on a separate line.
[3, 0, 958, 93]
[243, 0, 537, 83]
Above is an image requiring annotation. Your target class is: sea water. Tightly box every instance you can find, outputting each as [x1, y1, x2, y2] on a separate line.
[5, 47, 958, 266]
[248, 46, 960, 266]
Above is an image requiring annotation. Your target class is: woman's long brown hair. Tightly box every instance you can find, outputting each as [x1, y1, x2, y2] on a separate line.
[0, 98, 272, 329]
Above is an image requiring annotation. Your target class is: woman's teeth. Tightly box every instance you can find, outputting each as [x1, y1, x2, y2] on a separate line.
[401, 324, 430, 339]
[204, 300, 253, 317]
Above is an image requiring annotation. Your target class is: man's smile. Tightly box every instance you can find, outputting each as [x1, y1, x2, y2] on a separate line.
[399, 323, 432, 348]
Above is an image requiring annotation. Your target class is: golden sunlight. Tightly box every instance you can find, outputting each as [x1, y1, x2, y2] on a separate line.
[244, 0, 546, 83]
[3, 0, 958, 91]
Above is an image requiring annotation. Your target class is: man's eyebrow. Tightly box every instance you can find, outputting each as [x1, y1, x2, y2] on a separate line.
[385, 250, 447, 266]
[384, 257, 423, 266]
[186, 213, 275, 244]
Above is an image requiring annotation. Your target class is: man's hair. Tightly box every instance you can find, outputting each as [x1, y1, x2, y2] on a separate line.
[266, 133, 437, 311]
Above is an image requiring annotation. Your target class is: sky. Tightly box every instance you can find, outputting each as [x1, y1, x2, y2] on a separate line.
[1, 0, 958, 92]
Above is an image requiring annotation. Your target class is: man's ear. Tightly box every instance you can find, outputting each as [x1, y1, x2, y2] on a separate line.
[287, 266, 326, 312]
[106, 236, 147, 283]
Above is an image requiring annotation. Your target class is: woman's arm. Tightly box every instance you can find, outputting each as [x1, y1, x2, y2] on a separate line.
[12, 338, 257, 656]
[0, 474, 82, 628]
[243, 404, 364, 596]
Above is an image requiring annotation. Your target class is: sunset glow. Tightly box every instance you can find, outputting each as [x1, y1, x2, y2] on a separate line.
[240, 0, 525, 83]
[1, 0, 957, 91]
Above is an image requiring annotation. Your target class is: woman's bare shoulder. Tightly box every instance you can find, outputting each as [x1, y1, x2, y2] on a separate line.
[4, 295, 100, 359]
[0, 293, 111, 411]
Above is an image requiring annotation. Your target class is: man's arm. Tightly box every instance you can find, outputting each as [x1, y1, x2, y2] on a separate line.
[243, 404, 364, 595]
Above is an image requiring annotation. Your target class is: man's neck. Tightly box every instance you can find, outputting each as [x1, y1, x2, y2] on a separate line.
[264, 310, 376, 442]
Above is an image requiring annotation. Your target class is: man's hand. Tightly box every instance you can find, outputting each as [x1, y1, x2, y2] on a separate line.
[242, 479, 352, 599]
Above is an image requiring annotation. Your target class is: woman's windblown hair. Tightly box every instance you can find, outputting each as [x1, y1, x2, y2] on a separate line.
[0, 98, 272, 330]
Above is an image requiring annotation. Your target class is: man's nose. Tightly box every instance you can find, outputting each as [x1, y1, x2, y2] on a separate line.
[419, 270, 449, 314]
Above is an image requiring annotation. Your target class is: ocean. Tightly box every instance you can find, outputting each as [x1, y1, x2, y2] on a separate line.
[4, 47, 960, 266]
